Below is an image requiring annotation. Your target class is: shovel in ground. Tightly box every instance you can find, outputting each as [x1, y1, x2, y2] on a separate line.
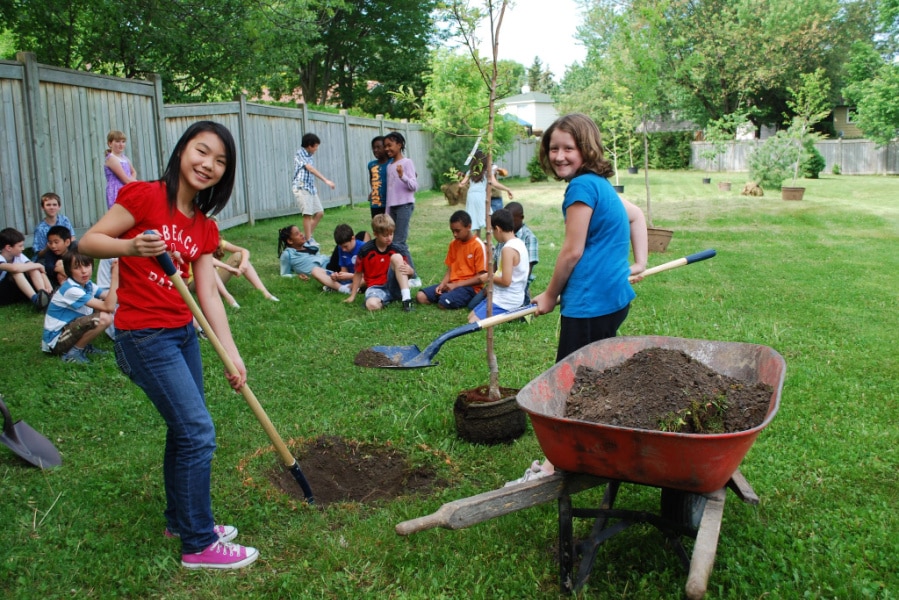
[356, 249, 717, 370]
[0, 394, 62, 468]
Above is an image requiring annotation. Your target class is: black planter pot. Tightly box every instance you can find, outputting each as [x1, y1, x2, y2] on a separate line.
[627, 166, 639, 174]
[702, 177, 711, 184]
[613, 185, 624, 193]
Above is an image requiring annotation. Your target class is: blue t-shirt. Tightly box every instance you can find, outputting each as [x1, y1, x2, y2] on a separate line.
[280, 247, 329, 276]
[560, 173, 635, 318]
[337, 238, 364, 273]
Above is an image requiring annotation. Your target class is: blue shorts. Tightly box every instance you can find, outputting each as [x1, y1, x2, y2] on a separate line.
[471, 299, 513, 320]
[420, 284, 477, 309]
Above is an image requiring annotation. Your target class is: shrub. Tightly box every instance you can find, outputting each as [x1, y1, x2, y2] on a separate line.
[832, 163, 842, 175]
[747, 132, 802, 190]
[632, 132, 693, 170]
[527, 152, 548, 182]
[801, 143, 826, 179]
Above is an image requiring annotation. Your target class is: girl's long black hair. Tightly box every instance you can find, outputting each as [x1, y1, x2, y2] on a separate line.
[161, 121, 237, 217]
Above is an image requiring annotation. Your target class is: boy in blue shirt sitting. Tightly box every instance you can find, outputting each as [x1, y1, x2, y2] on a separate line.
[326, 223, 369, 288]
[42, 249, 118, 364]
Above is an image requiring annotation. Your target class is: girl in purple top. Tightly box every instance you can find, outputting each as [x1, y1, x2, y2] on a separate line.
[383, 132, 417, 269]
[104, 130, 138, 209]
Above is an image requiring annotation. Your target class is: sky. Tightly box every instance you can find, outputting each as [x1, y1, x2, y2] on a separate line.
[475, 0, 588, 82]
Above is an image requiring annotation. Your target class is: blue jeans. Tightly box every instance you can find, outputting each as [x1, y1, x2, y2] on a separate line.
[114, 325, 218, 553]
[388, 203, 416, 270]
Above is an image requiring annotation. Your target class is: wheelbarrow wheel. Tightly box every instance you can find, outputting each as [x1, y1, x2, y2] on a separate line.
[660, 488, 707, 531]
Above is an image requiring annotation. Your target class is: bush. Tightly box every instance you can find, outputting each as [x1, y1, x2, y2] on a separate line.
[527, 152, 548, 182]
[632, 132, 693, 170]
[832, 163, 842, 175]
[427, 133, 478, 190]
[801, 143, 825, 179]
[748, 132, 802, 190]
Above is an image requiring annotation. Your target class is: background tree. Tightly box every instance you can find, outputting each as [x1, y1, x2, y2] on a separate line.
[526, 56, 558, 94]
[421, 48, 519, 189]
[0, 0, 269, 102]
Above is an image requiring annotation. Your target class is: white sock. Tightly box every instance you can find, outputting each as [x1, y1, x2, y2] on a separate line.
[401, 288, 411, 301]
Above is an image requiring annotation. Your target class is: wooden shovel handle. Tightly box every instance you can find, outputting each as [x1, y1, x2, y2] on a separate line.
[154, 251, 297, 470]
[629, 249, 716, 283]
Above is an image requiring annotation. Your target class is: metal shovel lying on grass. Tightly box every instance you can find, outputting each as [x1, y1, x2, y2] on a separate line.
[1, 394, 62, 468]
[153, 249, 314, 504]
[356, 249, 716, 370]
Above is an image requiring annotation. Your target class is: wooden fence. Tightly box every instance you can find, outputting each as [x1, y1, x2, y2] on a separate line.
[1, 52, 537, 242]
[691, 139, 899, 175]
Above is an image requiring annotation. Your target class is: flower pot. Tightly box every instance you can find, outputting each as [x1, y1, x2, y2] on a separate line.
[627, 166, 639, 174]
[718, 182, 732, 192]
[702, 177, 712, 184]
[612, 185, 624, 194]
[781, 186, 805, 201]
[454, 387, 526, 445]
[647, 227, 674, 253]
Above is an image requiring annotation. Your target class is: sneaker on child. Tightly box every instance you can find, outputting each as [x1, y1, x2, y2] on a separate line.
[181, 540, 258, 570]
[408, 277, 422, 288]
[504, 460, 552, 487]
[165, 524, 238, 544]
[61, 346, 90, 364]
[338, 284, 351, 294]
[402, 299, 415, 312]
[84, 344, 108, 355]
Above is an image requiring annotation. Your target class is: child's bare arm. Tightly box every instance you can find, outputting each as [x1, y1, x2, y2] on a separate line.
[303, 164, 335, 189]
[345, 271, 364, 303]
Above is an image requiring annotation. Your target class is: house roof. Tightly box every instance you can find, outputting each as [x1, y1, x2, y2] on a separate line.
[503, 113, 532, 127]
[499, 91, 555, 105]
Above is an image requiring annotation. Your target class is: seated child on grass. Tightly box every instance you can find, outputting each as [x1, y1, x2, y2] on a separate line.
[345, 213, 414, 312]
[42, 249, 118, 364]
[32, 192, 76, 271]
[278, 224, 350, 294]
[0, 227, 53, 311]
[43, 225, 77, 288]
[417, 210, 487, 310]
[468, 209, 530, 323]
[326, 223, 369, 287]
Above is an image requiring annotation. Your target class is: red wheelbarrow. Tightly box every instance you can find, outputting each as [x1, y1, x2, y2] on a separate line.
[396, 336, 786, 599]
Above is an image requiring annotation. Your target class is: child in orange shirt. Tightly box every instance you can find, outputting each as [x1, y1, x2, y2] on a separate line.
[416, 210, 487, 309]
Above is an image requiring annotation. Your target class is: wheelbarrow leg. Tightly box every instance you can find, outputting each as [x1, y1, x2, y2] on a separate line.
[559, 480, 621, 593]
[685, 487, 727, 600]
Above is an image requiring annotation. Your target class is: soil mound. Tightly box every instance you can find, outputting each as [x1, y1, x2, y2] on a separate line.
[565, 348, 772, 433]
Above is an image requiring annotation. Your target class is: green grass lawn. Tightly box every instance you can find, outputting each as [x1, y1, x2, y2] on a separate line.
[2, 171, 897, 599]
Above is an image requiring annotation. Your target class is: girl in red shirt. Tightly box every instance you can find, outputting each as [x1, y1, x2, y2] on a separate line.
[79, 121, 258, 570]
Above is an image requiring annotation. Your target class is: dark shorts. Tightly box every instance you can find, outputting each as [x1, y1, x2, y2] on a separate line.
[556, 304, 630, 363]
[420, 284, 477, 309]
[0, 275, 28, 305]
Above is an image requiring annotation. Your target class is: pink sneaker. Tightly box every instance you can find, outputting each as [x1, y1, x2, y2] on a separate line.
[164, 524, 237, 543]
[181, 540, 259, 570]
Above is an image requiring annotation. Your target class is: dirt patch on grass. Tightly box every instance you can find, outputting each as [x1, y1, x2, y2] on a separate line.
[266, 436, 447, 506]
[566, 348, 773, 433]
[354, 348, 401, 367]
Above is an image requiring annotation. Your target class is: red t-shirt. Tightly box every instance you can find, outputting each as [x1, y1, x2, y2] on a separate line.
[355, 240, 408, 287]
[114, 181, 219, 330]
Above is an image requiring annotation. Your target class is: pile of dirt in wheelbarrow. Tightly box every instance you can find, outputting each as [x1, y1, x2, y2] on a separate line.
[266, 436, 447, 506]
[566, 348, 773, 434]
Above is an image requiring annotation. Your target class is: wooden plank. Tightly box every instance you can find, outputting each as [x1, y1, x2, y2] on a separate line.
[726, 469, 759, 505]
[395, 473, 605, 535]
[685, 487, 726, 600]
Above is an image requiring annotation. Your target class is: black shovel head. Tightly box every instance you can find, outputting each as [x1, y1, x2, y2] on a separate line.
[1, 398, 62, 468]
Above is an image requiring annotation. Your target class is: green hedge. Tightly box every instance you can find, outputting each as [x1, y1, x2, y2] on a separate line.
[630, 131, 693, 170]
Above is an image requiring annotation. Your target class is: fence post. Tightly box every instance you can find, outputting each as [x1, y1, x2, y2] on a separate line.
[16, 51, 46, 231]
[340, 109, 355, 207]
[150, 74, 167, 176]
[237, 94, 254, 226]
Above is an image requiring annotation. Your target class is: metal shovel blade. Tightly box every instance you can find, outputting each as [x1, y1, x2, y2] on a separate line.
[0, 397, 62, 468]
[356, 304, 540, 369]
